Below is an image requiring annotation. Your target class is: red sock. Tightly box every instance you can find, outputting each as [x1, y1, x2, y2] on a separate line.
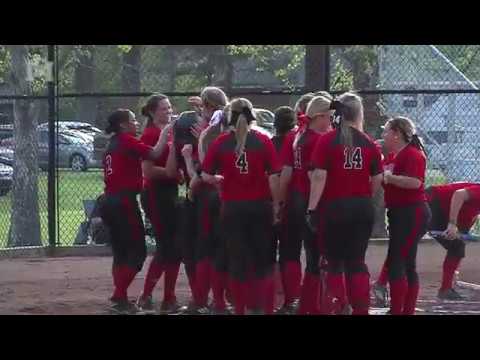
[163, 262, 180, 303]
[441, 256, 462, 291]
[211, 270, 227, 311]
[194, 259, 212, 307]
[346, 273, 370, 315]
[281, 261, 302, 305]
[377, 261, 389, 287]
[114, 265, 137, 300]
[254, 276, 275, 314]
[230, 279, 248, 315]
[142, 259, 164, 298]
[389, 278, 408, 315]
[403, 281, 419, 315]
[325, 273, 348, 315]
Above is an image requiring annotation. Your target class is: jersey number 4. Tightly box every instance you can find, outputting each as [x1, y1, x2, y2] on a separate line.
[235, 152, 249, 174]
[344, 147, 363, 169]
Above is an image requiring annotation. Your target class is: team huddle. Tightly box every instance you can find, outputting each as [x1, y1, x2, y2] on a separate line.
[98, 86, 480, 315]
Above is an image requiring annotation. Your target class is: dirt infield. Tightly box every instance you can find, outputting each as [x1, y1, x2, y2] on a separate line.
[1, 241, 479, 315]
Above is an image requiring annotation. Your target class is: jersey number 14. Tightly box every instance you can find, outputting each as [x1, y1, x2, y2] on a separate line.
[235, 152, 249, 174]
[344, 147, 363, 169]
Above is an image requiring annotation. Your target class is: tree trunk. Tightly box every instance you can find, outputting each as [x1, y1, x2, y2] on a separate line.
[164, 46, 177, 92]
[305, 45, 328, 91]
[7, 45, 41, 247]
[74, 45, 97, 124]
[121, 45, 143, 113]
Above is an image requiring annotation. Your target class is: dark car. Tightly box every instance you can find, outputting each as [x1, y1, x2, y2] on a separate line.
[0, 156, 13, 196]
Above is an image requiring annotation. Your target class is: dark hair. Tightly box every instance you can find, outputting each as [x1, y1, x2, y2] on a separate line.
[141, 94, 169, 127]
[105, 109, 132, 135]
[274, 106, 296, 135]
[387, 116, 426, 154]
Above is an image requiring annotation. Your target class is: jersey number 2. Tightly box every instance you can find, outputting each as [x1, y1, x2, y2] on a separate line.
[105, 155, 113, 176]
[344, 147, 363, 169]
[235, 152, 249, 174]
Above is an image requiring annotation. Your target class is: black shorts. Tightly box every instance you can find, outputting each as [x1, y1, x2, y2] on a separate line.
[426, 187, 466, 258]
[100, 192, 146, 271]
[141, 184, 181, 263]
[323, 197, 374, 269]
[222, 200, 275, 281]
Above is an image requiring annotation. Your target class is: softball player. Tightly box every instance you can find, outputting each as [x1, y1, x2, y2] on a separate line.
[201, 98, 281, 315]
[307, 93, 384, 315]
[99, 109, 173, 314]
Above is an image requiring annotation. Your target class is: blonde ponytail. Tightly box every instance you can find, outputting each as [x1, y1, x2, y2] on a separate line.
[235, 114, 248, 155]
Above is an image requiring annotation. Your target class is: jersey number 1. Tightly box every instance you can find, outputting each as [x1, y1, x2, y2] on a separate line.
[235, 152, 249, 174]
[344, 147, 363, 169]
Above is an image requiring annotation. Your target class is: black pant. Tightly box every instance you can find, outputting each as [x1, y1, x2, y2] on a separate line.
[194, 185, 221, 263]
[140, 184, 181, 264]
[323, 198, 374, 275]
[222, 200, 275, 281]
[426, 186, 466, 258]
[280, 191, 320, 274]
[100, 193, 146, 271]
[386, 202, 431, 282]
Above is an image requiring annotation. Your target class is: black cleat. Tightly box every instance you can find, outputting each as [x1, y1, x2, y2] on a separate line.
[136, 295, 156, 314]
[110, 298, 143, 315]
[438, 288, 465, 301]
[372, 283, 389, 308]
[159, 300, 183, 315]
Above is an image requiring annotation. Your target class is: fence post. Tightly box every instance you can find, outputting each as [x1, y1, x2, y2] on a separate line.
[47, 45, 57, 251]
[305, 45, 329, 92]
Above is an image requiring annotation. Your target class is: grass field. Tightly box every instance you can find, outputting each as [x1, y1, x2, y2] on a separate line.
[0, 170, 105, 248]
[0, 167, 476, 249]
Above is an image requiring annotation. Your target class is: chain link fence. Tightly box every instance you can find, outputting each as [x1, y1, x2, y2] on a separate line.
[1, 45, 480, 252]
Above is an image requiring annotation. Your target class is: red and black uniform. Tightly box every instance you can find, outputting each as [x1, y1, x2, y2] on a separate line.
[383, 145, 431, 315]
[202, 129, 281, 314]
[426, 182, 480, 291]
[100, 132, 152, 302]
[279, 128, 324, 313]
[138, 125, 181, 305]
[311, 127, 383, 315]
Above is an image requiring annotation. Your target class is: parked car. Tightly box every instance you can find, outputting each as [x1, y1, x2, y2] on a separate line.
[0, 124, 13, 142]
[37, 131, 99, 171]
[38, 121, 102, 136]
[1, 130, 99, 171]
[254, 108, 275, 133]
[0, 157, 13, 196]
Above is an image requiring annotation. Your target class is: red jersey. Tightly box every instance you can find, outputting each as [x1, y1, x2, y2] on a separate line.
[428, 182, 480, 231]
[383, 145, 427, 208]
[103, 132, 152, 195]
[202, 130, 281, 202]
[311, 128, 383, 202]
[282, 128, 323, 197]
[140, 126, 176, 188]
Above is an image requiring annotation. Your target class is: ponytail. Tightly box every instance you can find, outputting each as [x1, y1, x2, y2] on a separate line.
[235, 115, 248, 155]
[330, 99, 353, 148]
[229, 104, 255, 155]
[410, 134, 427, 156]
